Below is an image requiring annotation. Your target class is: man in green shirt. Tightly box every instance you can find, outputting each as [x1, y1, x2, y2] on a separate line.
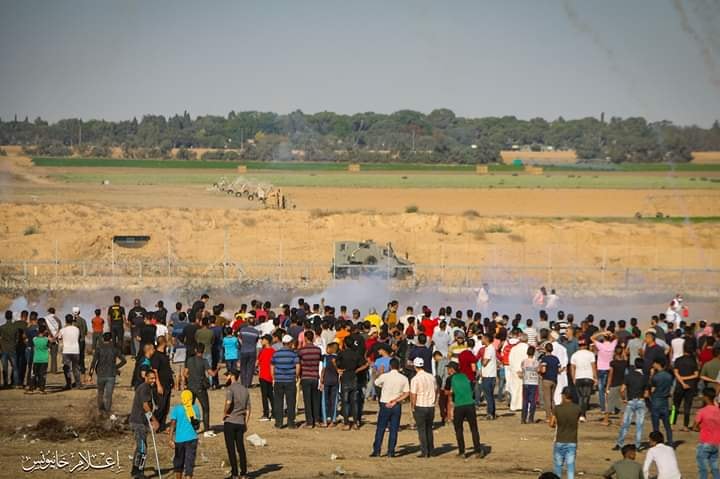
[30, 325, 51, 393]
[550, 387, 581, 479]
[444, 361, 485, 458]
[603, 445, 643, 479]
[700, 346, 720, 394]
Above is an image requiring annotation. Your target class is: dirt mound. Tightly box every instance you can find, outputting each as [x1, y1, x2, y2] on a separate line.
[10, 413, 129, 442]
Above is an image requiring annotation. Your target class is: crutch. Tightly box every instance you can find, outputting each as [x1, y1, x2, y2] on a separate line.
[146, 414, 162, 479]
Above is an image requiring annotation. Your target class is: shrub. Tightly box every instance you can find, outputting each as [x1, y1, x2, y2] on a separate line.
[405, 204, 419, 213]
[24, 225, 39, 235]
[0, 148, 6, 156]
[462, 209, 480, 218]
[469, 228, 486, 241]
[310, 208, 333, 219]
[241, 217, 257, 227]
[485, 224, 511, 233]
[508, 233, 525, 242]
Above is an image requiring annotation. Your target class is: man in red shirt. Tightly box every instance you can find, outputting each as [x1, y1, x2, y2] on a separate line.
[457, 338, 478, 384]
[420, 307, 438, 340]
[256, 335, 275, 421]
[693, 387, 720, 479]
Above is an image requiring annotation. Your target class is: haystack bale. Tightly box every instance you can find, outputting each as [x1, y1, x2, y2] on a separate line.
[237, 165, 248, 173]
[348, 163, 361, 172]
[525, 165, 544, 175]
[475, 165, 489, 174]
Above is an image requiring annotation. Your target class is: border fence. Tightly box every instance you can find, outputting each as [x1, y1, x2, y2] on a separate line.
[1, 258, 718, 297]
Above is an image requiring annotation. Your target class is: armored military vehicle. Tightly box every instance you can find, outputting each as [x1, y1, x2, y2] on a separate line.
[331, 240, 413, 279]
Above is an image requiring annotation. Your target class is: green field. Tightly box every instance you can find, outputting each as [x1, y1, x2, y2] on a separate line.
[48, 170, 720, 189]
[31, 156, 720, 172]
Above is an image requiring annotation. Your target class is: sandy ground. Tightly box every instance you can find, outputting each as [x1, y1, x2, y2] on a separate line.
[0, 360, 709, 479]
[0, 147, 718, 478]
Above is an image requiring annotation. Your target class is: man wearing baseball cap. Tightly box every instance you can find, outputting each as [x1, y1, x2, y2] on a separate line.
[444, 361, 485, 458]
[271, 334, 300, 429]
[410, 357, 437, 458]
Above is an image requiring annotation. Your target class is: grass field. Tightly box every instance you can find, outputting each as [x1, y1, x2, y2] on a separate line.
[48, 170, 720, 189]
[31, 156, 720, 172]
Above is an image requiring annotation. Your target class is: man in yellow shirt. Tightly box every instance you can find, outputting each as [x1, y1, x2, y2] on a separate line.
[364, 308, 382, 330]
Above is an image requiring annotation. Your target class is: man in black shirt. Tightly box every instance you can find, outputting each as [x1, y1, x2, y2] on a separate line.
[150, 336, 173, 430]
[614, 358, 648, 451]
[128, 299, 147, 357]
[189, 294, 209, 323]
[129, 370, 158, 479]
[107, 296, 126, 352]
[672, 342, 699, 430]
[154, 300, 167, 325]
[408, 334, 433, 374]
[138, 315, 157, 351]
[642, 332, 666, 377]
[337, 338, 368, 430]
[180, 318, 200, 355]
[89, 332, 127, 414]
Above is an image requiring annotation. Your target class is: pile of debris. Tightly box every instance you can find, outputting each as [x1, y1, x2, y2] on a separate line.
[11, 414, 129, 442]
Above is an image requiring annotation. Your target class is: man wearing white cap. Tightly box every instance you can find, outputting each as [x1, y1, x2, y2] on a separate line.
[410, 357, 437, 458]
[271, 334, 300, 429]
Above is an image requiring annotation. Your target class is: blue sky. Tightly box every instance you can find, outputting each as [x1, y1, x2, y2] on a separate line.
[1, 0, 719, 125]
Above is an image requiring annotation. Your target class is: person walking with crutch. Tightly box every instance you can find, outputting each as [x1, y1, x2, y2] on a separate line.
[129, 370, 159, 479]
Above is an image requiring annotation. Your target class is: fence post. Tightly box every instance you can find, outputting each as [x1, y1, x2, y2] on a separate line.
[54, 240, 59, 279]
[547, 244, 552, 286]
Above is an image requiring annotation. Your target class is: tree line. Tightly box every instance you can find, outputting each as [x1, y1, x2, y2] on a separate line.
[1, 109, 719, 163]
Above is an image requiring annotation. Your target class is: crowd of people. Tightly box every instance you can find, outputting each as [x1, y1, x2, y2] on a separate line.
[1, 291, 719, 479]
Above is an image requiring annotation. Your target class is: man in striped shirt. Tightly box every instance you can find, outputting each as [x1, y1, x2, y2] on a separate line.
[271, 335, 300, 429]
[298, 331, 322, 428]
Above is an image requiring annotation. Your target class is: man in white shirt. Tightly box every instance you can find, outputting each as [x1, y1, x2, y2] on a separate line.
[476, 284, 489, 314]
[508, 334, 529, 412]
[57, 315, 81, 389]
[432, 321, 453, 358]
[550, 332, 569, 405]
[669, 335, 685, 365]
[371, 358, 410, 458]
[155, 320, 169, 343]
[570, 339, 597, 422]
[44, 307, 62, 374]
[643, 431, 681, 479]
[480, 333, 498, 419]
[410, 357, 437, 458]
[545, 289, 559, 311]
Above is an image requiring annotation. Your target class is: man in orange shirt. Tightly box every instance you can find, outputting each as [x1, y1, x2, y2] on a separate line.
[91, 309, 105, 351]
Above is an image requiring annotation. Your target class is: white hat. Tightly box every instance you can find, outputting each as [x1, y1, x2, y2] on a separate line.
[282, 334, 293, 344]
[72, 306, 80, 314]
[413, 357, 424, 368]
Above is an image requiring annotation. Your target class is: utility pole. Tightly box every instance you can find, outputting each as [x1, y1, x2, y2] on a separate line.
[78, 120, 82, 148]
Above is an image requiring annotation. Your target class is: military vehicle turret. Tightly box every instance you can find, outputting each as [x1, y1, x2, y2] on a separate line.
[331, 240, 413, 279]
